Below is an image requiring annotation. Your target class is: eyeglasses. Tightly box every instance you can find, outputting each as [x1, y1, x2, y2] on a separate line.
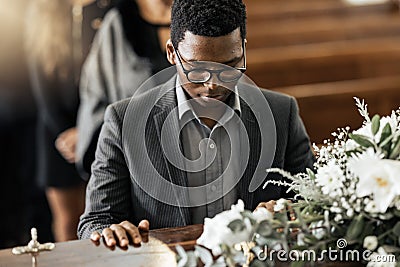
[173, 40, 247, 84]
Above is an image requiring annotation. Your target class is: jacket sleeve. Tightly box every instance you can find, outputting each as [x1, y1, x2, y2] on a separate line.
[78, 103, 133, 239]
[284, 97, 315, 173]
[76, 10, 122, 178]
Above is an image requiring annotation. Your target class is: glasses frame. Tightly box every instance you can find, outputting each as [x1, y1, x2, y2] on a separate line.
[173, 39, 247, 84]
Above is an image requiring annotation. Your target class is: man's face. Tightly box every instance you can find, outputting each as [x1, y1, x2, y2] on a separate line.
[167, 28, 245, 107]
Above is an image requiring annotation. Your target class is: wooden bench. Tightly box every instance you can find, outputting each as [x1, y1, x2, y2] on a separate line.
[246, 36, 400, 88]
[247, 13, 400, 48]
[242, 0, 400, 143]
[272, 75, 400, 143]
[245, 0, 396, 23]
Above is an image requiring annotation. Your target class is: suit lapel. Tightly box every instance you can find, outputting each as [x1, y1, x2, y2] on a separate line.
[238, 100, 260, 210]
[151, 78, 191, 224]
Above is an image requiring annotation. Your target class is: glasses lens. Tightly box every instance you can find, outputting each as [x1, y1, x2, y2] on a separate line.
[219, 69, 243, 82]
[187, 70, 211, 83]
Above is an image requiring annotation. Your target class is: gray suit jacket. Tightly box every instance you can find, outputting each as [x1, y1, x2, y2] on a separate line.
[78, 76, 315, 239]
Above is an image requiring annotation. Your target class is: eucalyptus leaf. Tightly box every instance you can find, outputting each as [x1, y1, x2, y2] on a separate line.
[394, 209, 400, 218]
[304, 215, 325, 224]
[392, 222, 400, 237]
[371, 114, 381, 135]
[306, 168, 316, 180]
[274, 213, 288, 225]
[300, 206, 309, 215]
[254, 235, 281, 246]
[346, 214, 365, 241]
[287, 220, 301, 229]
[360, 222, 374, 240]
[379, 135, 393, 149]
[228, 219, 246, 233]
[345, 148, 363, 157]
[389, 137, 400, 159]
[303, 234, 319, 245]
[349, 133, 374, 148]
[379, 123, 393, 148]
[379, 123, 392, 143]
[257, 221, 273, 237]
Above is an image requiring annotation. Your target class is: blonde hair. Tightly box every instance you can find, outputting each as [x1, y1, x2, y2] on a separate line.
[25, 0, 72, 78]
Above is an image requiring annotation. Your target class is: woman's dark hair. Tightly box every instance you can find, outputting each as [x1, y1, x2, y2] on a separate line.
[171, 0, 246, 47]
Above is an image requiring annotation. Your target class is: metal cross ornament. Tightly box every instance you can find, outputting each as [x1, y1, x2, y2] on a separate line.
[12, 228, 55, 267]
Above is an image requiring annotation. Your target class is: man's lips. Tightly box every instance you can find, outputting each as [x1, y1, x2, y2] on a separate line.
[200, 95, 225, 101]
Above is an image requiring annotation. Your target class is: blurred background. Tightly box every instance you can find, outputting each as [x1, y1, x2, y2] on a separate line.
[0, 0, 45, 248]
[0, 0, 115, 247]
[0, 0, 399, 248]
[243, 0, 400, 144]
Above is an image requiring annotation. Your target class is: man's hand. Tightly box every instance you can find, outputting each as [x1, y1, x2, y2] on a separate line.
[255, 200, 276, 213]
[55, 127, 78, 163]
[256, 199, 296, 220]
[90, 220, 150, 248]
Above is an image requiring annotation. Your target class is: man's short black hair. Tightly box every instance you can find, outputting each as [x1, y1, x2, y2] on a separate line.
[171, 0, 247, 48]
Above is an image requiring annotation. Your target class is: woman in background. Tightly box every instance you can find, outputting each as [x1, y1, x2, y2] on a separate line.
[76, 0, 174, 179]
[25, 0, 113, 241]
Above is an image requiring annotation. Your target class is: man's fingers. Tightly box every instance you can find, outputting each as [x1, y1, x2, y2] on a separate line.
[256, 200, 276, 213]
[110, 224, 129, 247]
[138, 220, 150, 231]
[120, 221, 142, 244]
[90, 231, 102, 241]
[102, 228, 117, 247]
[92, 220, 150, 248]
[138, 220, 150, 243]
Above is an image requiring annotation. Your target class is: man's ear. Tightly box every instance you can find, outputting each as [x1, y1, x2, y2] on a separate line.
[166, 39, 176, 65]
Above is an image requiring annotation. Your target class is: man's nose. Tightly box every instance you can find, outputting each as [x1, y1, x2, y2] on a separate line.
[203, 74, 219, 90]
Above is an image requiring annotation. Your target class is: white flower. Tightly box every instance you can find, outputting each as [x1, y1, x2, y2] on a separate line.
[330, 206, 342, 214]
[310, 220, 326, 240]
[334, 214, 343, 223]
[345, 139, 358, 152]
[348, 150, 400, 213]
[315, 160, 344, 196]
[363, 236, 378, 251]
[252, 207, 273, 222]
[297, 233, 305, 246]
[365, 200, 380, 214]
[346, 208, 354, 218]
[196, 200, 251, 255]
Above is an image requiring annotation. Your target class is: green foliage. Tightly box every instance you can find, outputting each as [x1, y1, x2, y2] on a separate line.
[348, 133, 374, 148]
[345, 214, 364, 242]
[371, 114, 381, 135]
[228, 219, 246, 233]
